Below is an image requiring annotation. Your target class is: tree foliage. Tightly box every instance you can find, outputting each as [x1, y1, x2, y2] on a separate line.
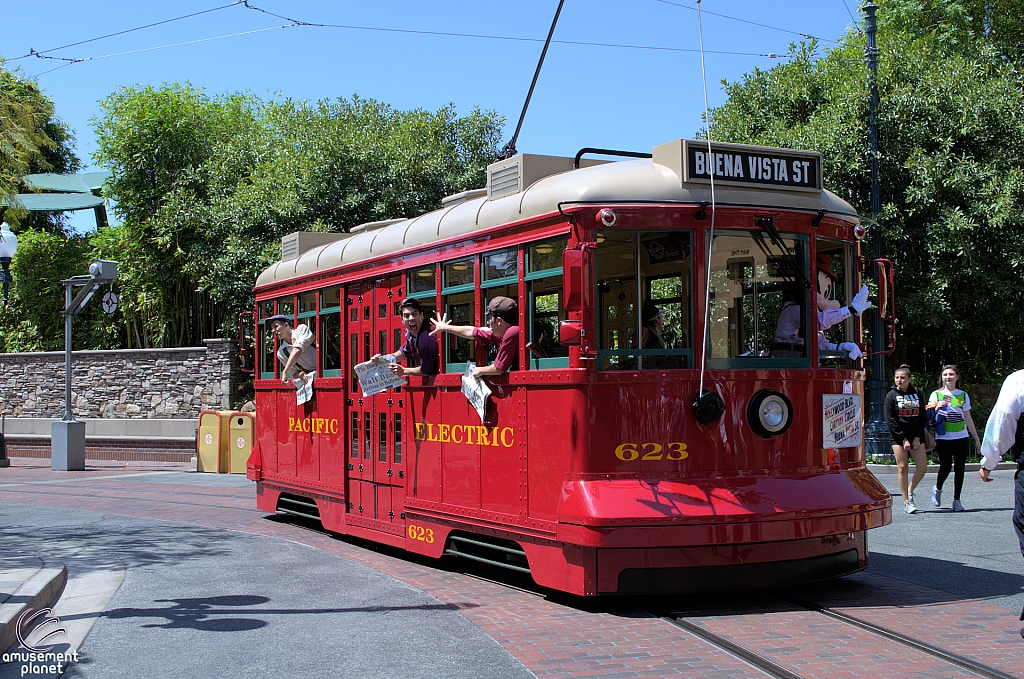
[0, 58, 80, 229]
[92, 85, 503, 348]
[708, 0, 1024, 384]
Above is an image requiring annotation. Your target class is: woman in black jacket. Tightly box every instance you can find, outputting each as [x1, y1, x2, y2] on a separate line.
[885, 364, 929, 514]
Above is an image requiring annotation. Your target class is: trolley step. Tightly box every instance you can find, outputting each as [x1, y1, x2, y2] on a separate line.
[444, 534, 531, 574]
[277, 494, 321, 522]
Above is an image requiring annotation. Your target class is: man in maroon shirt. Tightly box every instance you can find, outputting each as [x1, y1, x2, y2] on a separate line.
[430, 296, 519, 378]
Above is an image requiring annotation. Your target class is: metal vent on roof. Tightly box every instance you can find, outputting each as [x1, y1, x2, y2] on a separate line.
[280, 231, 348, 261]
[488, 161, 521, 200]
[441, 188, 488, 208]
[350, 218, 406, 234]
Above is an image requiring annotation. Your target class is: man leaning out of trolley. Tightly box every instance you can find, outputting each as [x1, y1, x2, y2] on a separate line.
[430, 296, 519, 378]
[266, 314, 316, 383]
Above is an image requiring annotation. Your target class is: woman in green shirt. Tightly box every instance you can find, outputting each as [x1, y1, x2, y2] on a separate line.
[928, 364, 982, 512]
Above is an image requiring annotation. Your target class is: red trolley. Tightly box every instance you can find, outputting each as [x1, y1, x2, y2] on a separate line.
[247, 138, 892, 595]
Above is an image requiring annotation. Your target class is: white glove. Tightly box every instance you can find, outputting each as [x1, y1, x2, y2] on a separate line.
[849, 284, 872, 316]
[837, 341, 863, 360]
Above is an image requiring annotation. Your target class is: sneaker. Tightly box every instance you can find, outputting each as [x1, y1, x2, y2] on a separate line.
[931, 486, 941, 507]
[952, 499, 965, 512]
[904, 500, 917, 514]
[909, 491, 916, 505]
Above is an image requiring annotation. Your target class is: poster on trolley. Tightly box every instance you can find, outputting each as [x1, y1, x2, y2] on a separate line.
[461, 362, 491, 423]
[822, 394, 863, 448]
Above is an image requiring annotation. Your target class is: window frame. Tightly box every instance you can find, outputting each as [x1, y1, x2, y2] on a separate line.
[319, 287, 342, 378]
[525, 237, 569, 369]
[595, 230, 695, 371]
[705, 229, 810, 370]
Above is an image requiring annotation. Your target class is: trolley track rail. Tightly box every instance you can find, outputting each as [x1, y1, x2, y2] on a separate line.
[655, 591, 1019, 679]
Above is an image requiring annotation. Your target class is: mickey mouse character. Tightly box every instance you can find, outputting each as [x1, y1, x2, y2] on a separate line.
[772, 253, 870, 359]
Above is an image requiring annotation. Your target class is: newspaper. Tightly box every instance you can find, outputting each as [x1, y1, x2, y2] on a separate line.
[354, 354, 407, 397]
[292, 373, 314, 406]
[461, 362, 491, 423]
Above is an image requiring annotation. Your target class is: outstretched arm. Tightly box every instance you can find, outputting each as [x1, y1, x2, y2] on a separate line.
[430, 312, 476, 339]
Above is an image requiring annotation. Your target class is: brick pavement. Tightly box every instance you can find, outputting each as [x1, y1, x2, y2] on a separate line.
[2, 457, 1022, 679]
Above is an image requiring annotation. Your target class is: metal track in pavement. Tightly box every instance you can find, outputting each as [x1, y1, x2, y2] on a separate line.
[657, 594, 1018, 679]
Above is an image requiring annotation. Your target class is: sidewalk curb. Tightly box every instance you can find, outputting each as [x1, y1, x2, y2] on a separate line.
[0, 559, 68, 655]
[867, 462, 1018, 474]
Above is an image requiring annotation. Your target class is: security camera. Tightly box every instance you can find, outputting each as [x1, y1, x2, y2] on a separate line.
[88, 260, 118, 283]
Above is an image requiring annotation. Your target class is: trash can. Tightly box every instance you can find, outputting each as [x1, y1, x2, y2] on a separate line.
[197, 410, 233, 473]
[227, 413, 254, 474]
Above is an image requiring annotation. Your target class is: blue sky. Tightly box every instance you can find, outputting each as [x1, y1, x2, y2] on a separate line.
[6, 1, 862, 232]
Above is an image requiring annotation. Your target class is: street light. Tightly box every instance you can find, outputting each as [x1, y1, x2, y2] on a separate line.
[0, 221, 18, 305]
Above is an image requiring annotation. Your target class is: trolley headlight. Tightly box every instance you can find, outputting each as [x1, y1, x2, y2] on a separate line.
[747, 389, 793, 438]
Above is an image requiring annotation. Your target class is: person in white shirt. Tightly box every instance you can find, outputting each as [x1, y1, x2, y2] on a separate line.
[266, 314, 316, 383]
[977, 368, 1024, 637]
[927, 364, 981, 511]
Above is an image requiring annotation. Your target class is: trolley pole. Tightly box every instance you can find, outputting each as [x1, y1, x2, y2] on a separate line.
[863, 2, 889, 461]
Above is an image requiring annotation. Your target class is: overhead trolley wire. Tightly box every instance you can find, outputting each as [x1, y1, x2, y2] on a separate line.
[7, 0, 245, 62]
[652, 0, 840, 44]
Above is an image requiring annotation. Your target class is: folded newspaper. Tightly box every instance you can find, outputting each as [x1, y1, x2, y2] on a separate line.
[461, 362, 491, 423]
[292, 372, 314, 406]
[354, 354, 407, 397]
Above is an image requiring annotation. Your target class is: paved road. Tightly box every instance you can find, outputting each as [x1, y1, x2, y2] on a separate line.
[1, 466, 532, 679]
[871, 468, 1024, 613]
[1, 459, 1022, 679]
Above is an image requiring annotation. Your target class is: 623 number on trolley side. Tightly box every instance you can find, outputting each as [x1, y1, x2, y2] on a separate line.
[615, 442, 688, 461]
[408, 524, 434, 543]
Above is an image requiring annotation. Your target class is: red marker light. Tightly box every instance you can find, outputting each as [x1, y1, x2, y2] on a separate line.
[597, 209, 617, 227]
[853, 224, 867, 240]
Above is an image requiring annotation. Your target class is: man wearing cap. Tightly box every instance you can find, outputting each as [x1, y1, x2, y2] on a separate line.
[381, 298, 439, 377]
[431, 296, 520, 378]
[267, 315, 316, 383]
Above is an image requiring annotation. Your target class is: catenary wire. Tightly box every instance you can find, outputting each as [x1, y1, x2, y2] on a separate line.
[7, 0, 244, 62]
[652, 0, 838, 44]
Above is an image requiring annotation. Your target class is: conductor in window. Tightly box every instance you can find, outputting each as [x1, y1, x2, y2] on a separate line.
[431, 296, 520, 378]
[772, 254, 870, 359]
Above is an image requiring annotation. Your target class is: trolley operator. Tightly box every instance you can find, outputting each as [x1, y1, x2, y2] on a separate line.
[380, 297, 439, 377]
[431, 296, 519, 378]
[267, 314, 316, 383]
[977, 368, 1024, 637]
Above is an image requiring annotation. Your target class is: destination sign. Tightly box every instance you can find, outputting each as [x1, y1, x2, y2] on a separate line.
[683, 140, 822, 192]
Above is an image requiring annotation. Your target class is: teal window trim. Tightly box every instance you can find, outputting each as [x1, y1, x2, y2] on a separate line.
[260, 300, 278, 380]
[319, 309, 342, 378]
[525, 267, 561, 282]
[443, 298, 473, 374]
[441, 282, 475, 295]
[480, 275, 517, 289]
[527, 278, 568, 369]
[406, 290, 436, 300]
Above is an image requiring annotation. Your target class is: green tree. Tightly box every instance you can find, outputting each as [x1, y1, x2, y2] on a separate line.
[0, 58, 80, 229]
[92, 85, 503, 348]
[708, 0, 1024, 384]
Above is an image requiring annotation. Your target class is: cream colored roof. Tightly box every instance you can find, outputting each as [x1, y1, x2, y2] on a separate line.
[256, 157, 860, 289]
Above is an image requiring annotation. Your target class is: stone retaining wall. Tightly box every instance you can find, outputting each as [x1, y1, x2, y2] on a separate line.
[0, 339, 246, 420]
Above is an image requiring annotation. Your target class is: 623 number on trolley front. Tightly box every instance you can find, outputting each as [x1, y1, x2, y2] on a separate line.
[615, 442, 688, 461]
[408, 524, 434, 543]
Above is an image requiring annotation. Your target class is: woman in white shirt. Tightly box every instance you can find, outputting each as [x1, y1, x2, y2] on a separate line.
[928, 364, 981, 511]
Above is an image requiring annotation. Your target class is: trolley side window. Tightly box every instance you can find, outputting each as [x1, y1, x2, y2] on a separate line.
[258, 300, 276, 379]
[526, 237, 569, 368]
[442, 258, 476, 372]
[816, 239, 858, 367]
[707, 230, 809, 368]
[320, 287, 342, 377]
[596, 231, 693, 370]
[481, 247, 521, 370]
[404, 265, 438, 368]
[296, 292, 318, 374]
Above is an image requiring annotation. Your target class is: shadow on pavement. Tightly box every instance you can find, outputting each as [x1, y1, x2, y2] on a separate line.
[91, 595, 477, 632]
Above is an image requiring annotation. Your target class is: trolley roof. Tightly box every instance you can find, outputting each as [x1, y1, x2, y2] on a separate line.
[256, 139, 860, 289]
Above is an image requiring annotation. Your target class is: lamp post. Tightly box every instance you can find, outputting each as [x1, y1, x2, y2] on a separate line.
[0, 221, 17, 305]
[0, 222, 16, 468]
